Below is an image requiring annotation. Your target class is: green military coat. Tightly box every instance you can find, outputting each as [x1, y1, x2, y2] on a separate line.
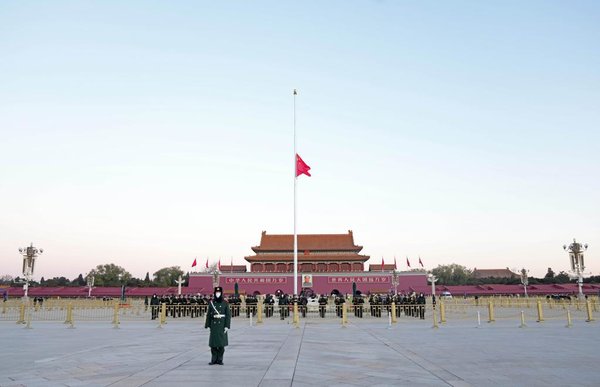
[205, 300, 231, 347]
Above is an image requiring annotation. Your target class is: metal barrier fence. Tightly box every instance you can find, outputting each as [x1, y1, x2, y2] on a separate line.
[1, 296, 597, 328]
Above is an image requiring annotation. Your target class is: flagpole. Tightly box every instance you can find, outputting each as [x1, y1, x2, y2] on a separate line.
[293, 89, 298, 297]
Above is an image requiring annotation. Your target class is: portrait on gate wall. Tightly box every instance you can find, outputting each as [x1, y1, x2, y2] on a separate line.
[302, 274, 313, 288]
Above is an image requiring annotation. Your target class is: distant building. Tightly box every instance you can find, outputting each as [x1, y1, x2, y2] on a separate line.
[217, 265, 247, 273]
[368, 264, 397, 272]
[472, 268, 517, 279]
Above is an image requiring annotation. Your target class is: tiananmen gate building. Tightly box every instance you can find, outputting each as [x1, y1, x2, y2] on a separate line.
[188, 231, 427, 295]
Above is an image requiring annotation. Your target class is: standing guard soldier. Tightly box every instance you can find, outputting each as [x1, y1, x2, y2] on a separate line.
[353, 295, 364, 318]
[318, 294, 328, 318]
[150, 293, 160, 320]
[198, 296, 208, 317]
[299, 294, 308, 318]
[417, 293, 426, 320]
[279, 294, 289, 320]
[265, 294, 274, 318]
[373, 294, 382, 318]
[334, 295, 344, 318]
[205, 287, 231, 365]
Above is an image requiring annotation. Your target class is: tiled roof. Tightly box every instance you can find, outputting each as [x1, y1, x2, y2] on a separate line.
[251, 230, 363, 252]
[218, 265, 247, 272]
[245, 254, 370, 262]
[368, 264, 397, 271]
[472, 269, 517, 279]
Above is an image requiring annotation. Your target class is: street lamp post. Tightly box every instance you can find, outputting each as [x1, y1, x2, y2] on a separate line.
[18, 243, 43, 299]
[175, 275, 185, 296]
[520, 269, 529, 298]
[390, 270, 399, 295]
[427, 273, 438, 308]
[563, 239, 589, 300]
[86, 275, 95, 298]
[118, 274, 126, 303]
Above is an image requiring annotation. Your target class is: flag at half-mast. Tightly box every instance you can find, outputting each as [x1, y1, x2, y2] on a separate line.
[406, 257, 411, 268]
[191, 258, 197, 268]
[296, 154, 311, 177]
[381, 257, 385, 271]
[419, 256, 424, 267]
[205, 258, 209, 269]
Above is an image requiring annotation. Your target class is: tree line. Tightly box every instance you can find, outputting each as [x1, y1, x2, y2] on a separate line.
[0, 264, 211, 287]
[430, 264, 600, 286]
[1, 263, 598, 288]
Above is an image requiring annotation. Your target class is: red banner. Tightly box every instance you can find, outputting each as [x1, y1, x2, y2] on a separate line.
[225, 277, 287, 285]
[328, 276, 389, 284]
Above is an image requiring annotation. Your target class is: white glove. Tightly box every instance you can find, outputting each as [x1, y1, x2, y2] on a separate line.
[224, 327, 229, 334]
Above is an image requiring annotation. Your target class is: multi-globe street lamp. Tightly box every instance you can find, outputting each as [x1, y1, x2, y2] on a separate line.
[18, 243, 43, 299]
[563, 239, 589, 300]
[427, 273, 438, 308]
[520, 269, 529, 298]
[390, 270, 399, 295]
[87, 275, 95, 298]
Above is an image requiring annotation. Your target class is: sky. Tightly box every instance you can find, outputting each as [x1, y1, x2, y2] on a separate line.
[1, 1, 599, 280]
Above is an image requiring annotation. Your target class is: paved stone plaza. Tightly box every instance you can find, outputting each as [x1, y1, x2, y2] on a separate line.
[1, 318, 598, 387]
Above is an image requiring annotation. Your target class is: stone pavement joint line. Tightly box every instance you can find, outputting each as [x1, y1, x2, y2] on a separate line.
[259, 322, 305, 386]
[0, 319, 599, 386]
[359, 324, 469, 387]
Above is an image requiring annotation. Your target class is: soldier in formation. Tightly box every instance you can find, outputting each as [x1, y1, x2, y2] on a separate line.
[318, 294, 328, 318]
[264, 294, 275, 318]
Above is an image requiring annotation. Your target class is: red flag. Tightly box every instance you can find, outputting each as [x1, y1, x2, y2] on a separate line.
[205, 258, 209, 269]
[296, 154, 311, 177]
[381, 257, 385, 271]
[406, 257, 411, 268]
[191, 258, 197, 268]
[419, 256, 424, 267]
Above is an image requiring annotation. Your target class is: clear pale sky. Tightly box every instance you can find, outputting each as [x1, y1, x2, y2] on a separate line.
[1, 1, 599, 280]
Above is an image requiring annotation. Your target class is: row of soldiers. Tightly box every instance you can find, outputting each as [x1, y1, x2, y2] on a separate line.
[147, 292, 428, 321]
[148, 294, 211, 320]
[366, 293, 428, 319]
[332, 293, 428, 320]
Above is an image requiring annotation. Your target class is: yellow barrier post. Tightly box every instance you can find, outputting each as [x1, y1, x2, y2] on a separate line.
[64, 303, 74, 327]
[519, 310, 527, 328]
[257, 301, 263, 324]
[536, 300, 544, 322]
[158, 303, 166, 328]
[585, 300, 595, 322]
[112, 303, 120, 329]
[342, 303, 347, 327]
[17, 303, 25, 324]
[566, 309, 573, 328]
[25, 304, 32, 329]
[391, 302, 397, 324]
[488, 301, 495, 323]
[293, 302, 299, 328]
[440, 301, 446, 323]
[432, 305, 439, 329]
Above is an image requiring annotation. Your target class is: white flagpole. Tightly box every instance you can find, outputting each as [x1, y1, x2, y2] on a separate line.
[293, 89, 298, 297]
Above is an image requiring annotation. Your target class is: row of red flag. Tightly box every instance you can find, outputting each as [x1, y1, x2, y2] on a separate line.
[384, 256, 424, 270]
[191, 257, 225, 270]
